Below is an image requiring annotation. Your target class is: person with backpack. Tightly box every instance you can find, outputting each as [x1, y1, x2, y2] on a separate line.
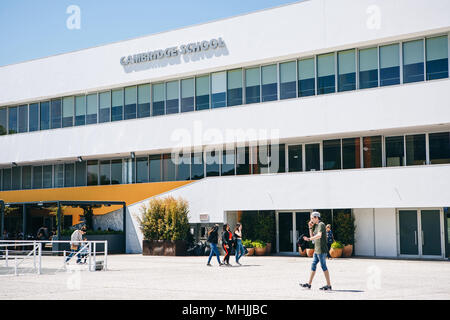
[234, 223, 245, 266]
[221, 224, 233, 266]
[206, 224, 223, 266]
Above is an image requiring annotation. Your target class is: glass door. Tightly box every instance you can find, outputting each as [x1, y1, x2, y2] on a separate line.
[399, 210, 419, 255]
[295, 212, 311, 243]
[278, 212, 293, 252]
[420, 210, 442, 256]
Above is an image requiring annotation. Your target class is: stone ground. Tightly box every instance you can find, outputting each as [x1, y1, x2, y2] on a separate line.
[0, 254, 448, 300]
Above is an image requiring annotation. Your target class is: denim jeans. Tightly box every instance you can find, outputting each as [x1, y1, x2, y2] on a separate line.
[235, 239, 245, 263]
[311, 252, 328, 272]
[208, 243, 221, 264]
[65, 248, 81, 263]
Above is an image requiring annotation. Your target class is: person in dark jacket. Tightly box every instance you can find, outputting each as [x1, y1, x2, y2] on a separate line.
[221, 224, 233, 266]
[207, 224, 223, 266]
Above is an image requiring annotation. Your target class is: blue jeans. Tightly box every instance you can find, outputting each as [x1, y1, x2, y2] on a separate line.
[65, 248, 81, 263]
[235, 239, 245, 263]
[311, 253, 328, 272]
[208, 243, 221, 265]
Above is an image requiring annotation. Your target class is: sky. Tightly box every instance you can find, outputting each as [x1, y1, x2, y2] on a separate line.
[0, 0, 301, 67]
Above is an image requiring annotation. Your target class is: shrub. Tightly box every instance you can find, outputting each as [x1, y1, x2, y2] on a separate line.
[138, 197, 190, 241]
[241, 211, 275, 243]
[333, 211, 356, 246]
[242, 239, 253, 248]
[331, 241, 344, 249]
[252, 240, 266, 248]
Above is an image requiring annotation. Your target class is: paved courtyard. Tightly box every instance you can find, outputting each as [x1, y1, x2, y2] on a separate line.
[0, 254, 448, 300]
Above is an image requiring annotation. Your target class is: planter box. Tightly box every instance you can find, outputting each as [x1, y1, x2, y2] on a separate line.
[343, 244, 353, 257]
[330, 248, 343, 258]
[255, 247, 266, 256]
[306, 248, 315, 257]
[142, 240, 187, 256]
[265, 242, 272, 255]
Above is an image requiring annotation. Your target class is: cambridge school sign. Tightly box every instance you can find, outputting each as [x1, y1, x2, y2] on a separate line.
[120, 37, 225, 66]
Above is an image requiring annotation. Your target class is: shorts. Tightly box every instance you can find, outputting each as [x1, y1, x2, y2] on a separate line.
[311, 252, 328, 272]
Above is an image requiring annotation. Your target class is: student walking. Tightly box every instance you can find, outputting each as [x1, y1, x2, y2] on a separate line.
[221, 224, 233, 266]
[299, 211, 332, 291]
[326, 224, 334, 259]
[234, 223, 245, 266]
[207, 224, 223, 266]
[65, 226, 87, 264]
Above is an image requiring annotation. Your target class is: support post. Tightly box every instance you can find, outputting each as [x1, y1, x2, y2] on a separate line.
[0, 200, 4, 240]
[56, 202, 62, 252]
[123, 203, 127, 254]
[22, 204, 27, 240]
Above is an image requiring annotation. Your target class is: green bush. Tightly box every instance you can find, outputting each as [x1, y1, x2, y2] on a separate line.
[331, 241, 344, 249]
[138, 197, 190, 241]
[333, 211, 356, 246]
[241, 211, 275, 243]
[252, 240, 266, 248]
[242, 239, 253, 248]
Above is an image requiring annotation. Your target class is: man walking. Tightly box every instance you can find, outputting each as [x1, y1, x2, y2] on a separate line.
[299, 211, 332, 291]
[65, 226, 87, 264]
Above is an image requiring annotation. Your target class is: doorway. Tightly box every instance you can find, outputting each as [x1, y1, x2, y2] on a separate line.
[276, 211, 312, 253]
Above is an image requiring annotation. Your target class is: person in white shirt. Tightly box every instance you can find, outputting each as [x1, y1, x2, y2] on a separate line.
[65, 226, 87, 264]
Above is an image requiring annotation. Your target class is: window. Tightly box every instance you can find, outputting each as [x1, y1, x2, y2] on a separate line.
[111, 89, 123, 121]
[138, 84, 151, 118]
[152, 83, 165, 116]
[211, 72, 226, 108]
[165, 81, 179, 114]
[280, 61, 297, 100]
[338, 50, 356, 92]
[86, 94, 98, 124]
[359, 47, 378, 89]
[99, 160, 111, 185]
[288, 144, 303, 172]
[221, 149, 235, 176]
[298, 58, 315, 97]
[51, 99, 62, 129]
[2, 168, 11, 190]
[323, 139, 341, 170]
[206, 149, 220, 177]
[342, 137, 361, 169]
[75, 96, 86, 126]
[426, 35, 448, 80]
[253, 145, 268, 174]
[406, 134, 426, 165]
[191, 152, 204, 180]
[54, 164, 64, 188]
[99, 92, 111, 123]
[62, 97, 74, 127]
[429, 132, 450, 164]
[42, 165, 53, 188]
[317, 53, 335, 94]
[29, 103, 39, 132]
[380, 44, 400, 86]
[363, 136, 382, 168]
[227, 69, 243, 106]
[385, 136, 404, 167]
[149, 154, 162, 182]
[12, 167, 21, 190]
[136, 157, 149, 183]
[175, 152, 191, 181]
[403, 39, 424, 83]
[162, 154, 176, 181]
[124, 86, 137, 119]
[0, 107, 7, 135]
[32, 166, 42, 189]
[122, 158, 135, 184]
[181, 79, 195, 113]
[8, 106, 17, 134]
[75, 161, 86, 186]
[64, 163, 75, 187]
[196, 75, 210, 110]
[22, 166, 32, 190]
[18, 105, 28, 133]
[269, 144, 285, 173]
[305, 143, 320, 171]
[236, 146, 250, 175]
[111, 159, 122, 184]
[261, 64, 277, 102]
[40, 101, 50, 130]
[87, 160, 99, 186]
[245, 67, 260, 104]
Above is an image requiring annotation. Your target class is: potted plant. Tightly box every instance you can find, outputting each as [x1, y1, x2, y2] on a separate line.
[330, 241, 344, 258]
[253, 240, 267, 256]
[138, 196, 190, 256]
[334, 212, 356, 258]
[243, 239, 254, 256]
[306, 241, 315, 257]
[298, 245, 307, 257]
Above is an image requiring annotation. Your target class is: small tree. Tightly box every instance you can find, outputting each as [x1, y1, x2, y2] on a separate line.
[333, 212, 356, 246]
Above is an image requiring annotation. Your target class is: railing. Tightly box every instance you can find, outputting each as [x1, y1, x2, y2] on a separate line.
[0, 240, 108, 275]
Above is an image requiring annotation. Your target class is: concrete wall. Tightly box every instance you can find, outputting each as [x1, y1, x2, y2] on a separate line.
[374, 208, 397, 257]
[354, 208, 375, 256]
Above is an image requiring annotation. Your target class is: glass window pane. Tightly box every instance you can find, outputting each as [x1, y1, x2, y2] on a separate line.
[206, 150, 220, 177]
[245, 67, 260, 104]
[406, 134, 426, 165]
[42, 165, 53, 188]
[176, 152, 191, 181]
[18, 105, 28, 133]
[363, 136, 382, 168]
[136, 157, 149, 183]
[22, 166, 32, 190]
[152, 83, 165, 116]
[227, 69, 243, 106]
[75, 96, 86, 126]
[149, 154, 162, 182]
[253, 145, 268, 174]
[195, 75, 210, 110]
[380, 44, 400, 86]
[211, 72, 226, 108]
[8, 106, 18, 134]
[29, 103, 39, 132]
[236, 147, 250, 175]
[165, 81, 179, 114]
[86, 94, 98, 124]
[323, 139, 341, 170]
[180, 79, 195, 113]
[280, 61, 297, 99]
[99, 92, 111, 123]
[359, 47, 378, 89]
[99, 160, 111, 185]
[40, 101, 50, 131]
[305, 143, 320, 171]
[12, 166, 21, 190]
[317, 53, 335, 94]
[32, 166, 42, 189]
[122, 158, 135, 184]
[429, 132, 450, 164]
[54, 164, 64, 188]
[51, 99, 62, 129]
[338, 49, 356, 92]
[162, 154, 176, 181]
[403, 39, 424, 83]
[0, 107, 7, 135]
[426, 35, 448, 80]
[2, 168, 11, 190]
[261, 64, 277, 102]
[269, 144, 285, 173]
[111, 159, 122, 184]
[385, 136, 404, 167]
[221, 149, 235, 176]
[288, 144, 302, 172]
[75, 161, 86, 186]
[298, 58, 315, 97]
[124, 86, 137, 119]
[111, 89, 123, 121]
[138, 84, 151, 118]
[87, 160, 99, 186]
[62, 97, 74, 128]
[191, 152, 204, 180]
[64, 163, 75, 187]
[342, 137, 360, 169]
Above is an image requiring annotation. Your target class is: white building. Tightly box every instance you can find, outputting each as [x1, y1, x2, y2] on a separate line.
[0, 0, 449, 259]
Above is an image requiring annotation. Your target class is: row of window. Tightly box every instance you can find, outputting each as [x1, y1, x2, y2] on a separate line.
[0, 34, 448, 136]
[0, 131, 449, 191]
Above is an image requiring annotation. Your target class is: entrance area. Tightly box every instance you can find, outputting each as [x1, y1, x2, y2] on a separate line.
[276, 211, 312, 253]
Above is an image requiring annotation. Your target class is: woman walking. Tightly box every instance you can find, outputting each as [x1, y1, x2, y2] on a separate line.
[207, 224, 222, 266]
[234, 223, 245, 266]
[221, 224, 233, 266]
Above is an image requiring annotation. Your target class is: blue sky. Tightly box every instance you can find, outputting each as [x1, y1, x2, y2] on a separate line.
[0, 0, 300, 67]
